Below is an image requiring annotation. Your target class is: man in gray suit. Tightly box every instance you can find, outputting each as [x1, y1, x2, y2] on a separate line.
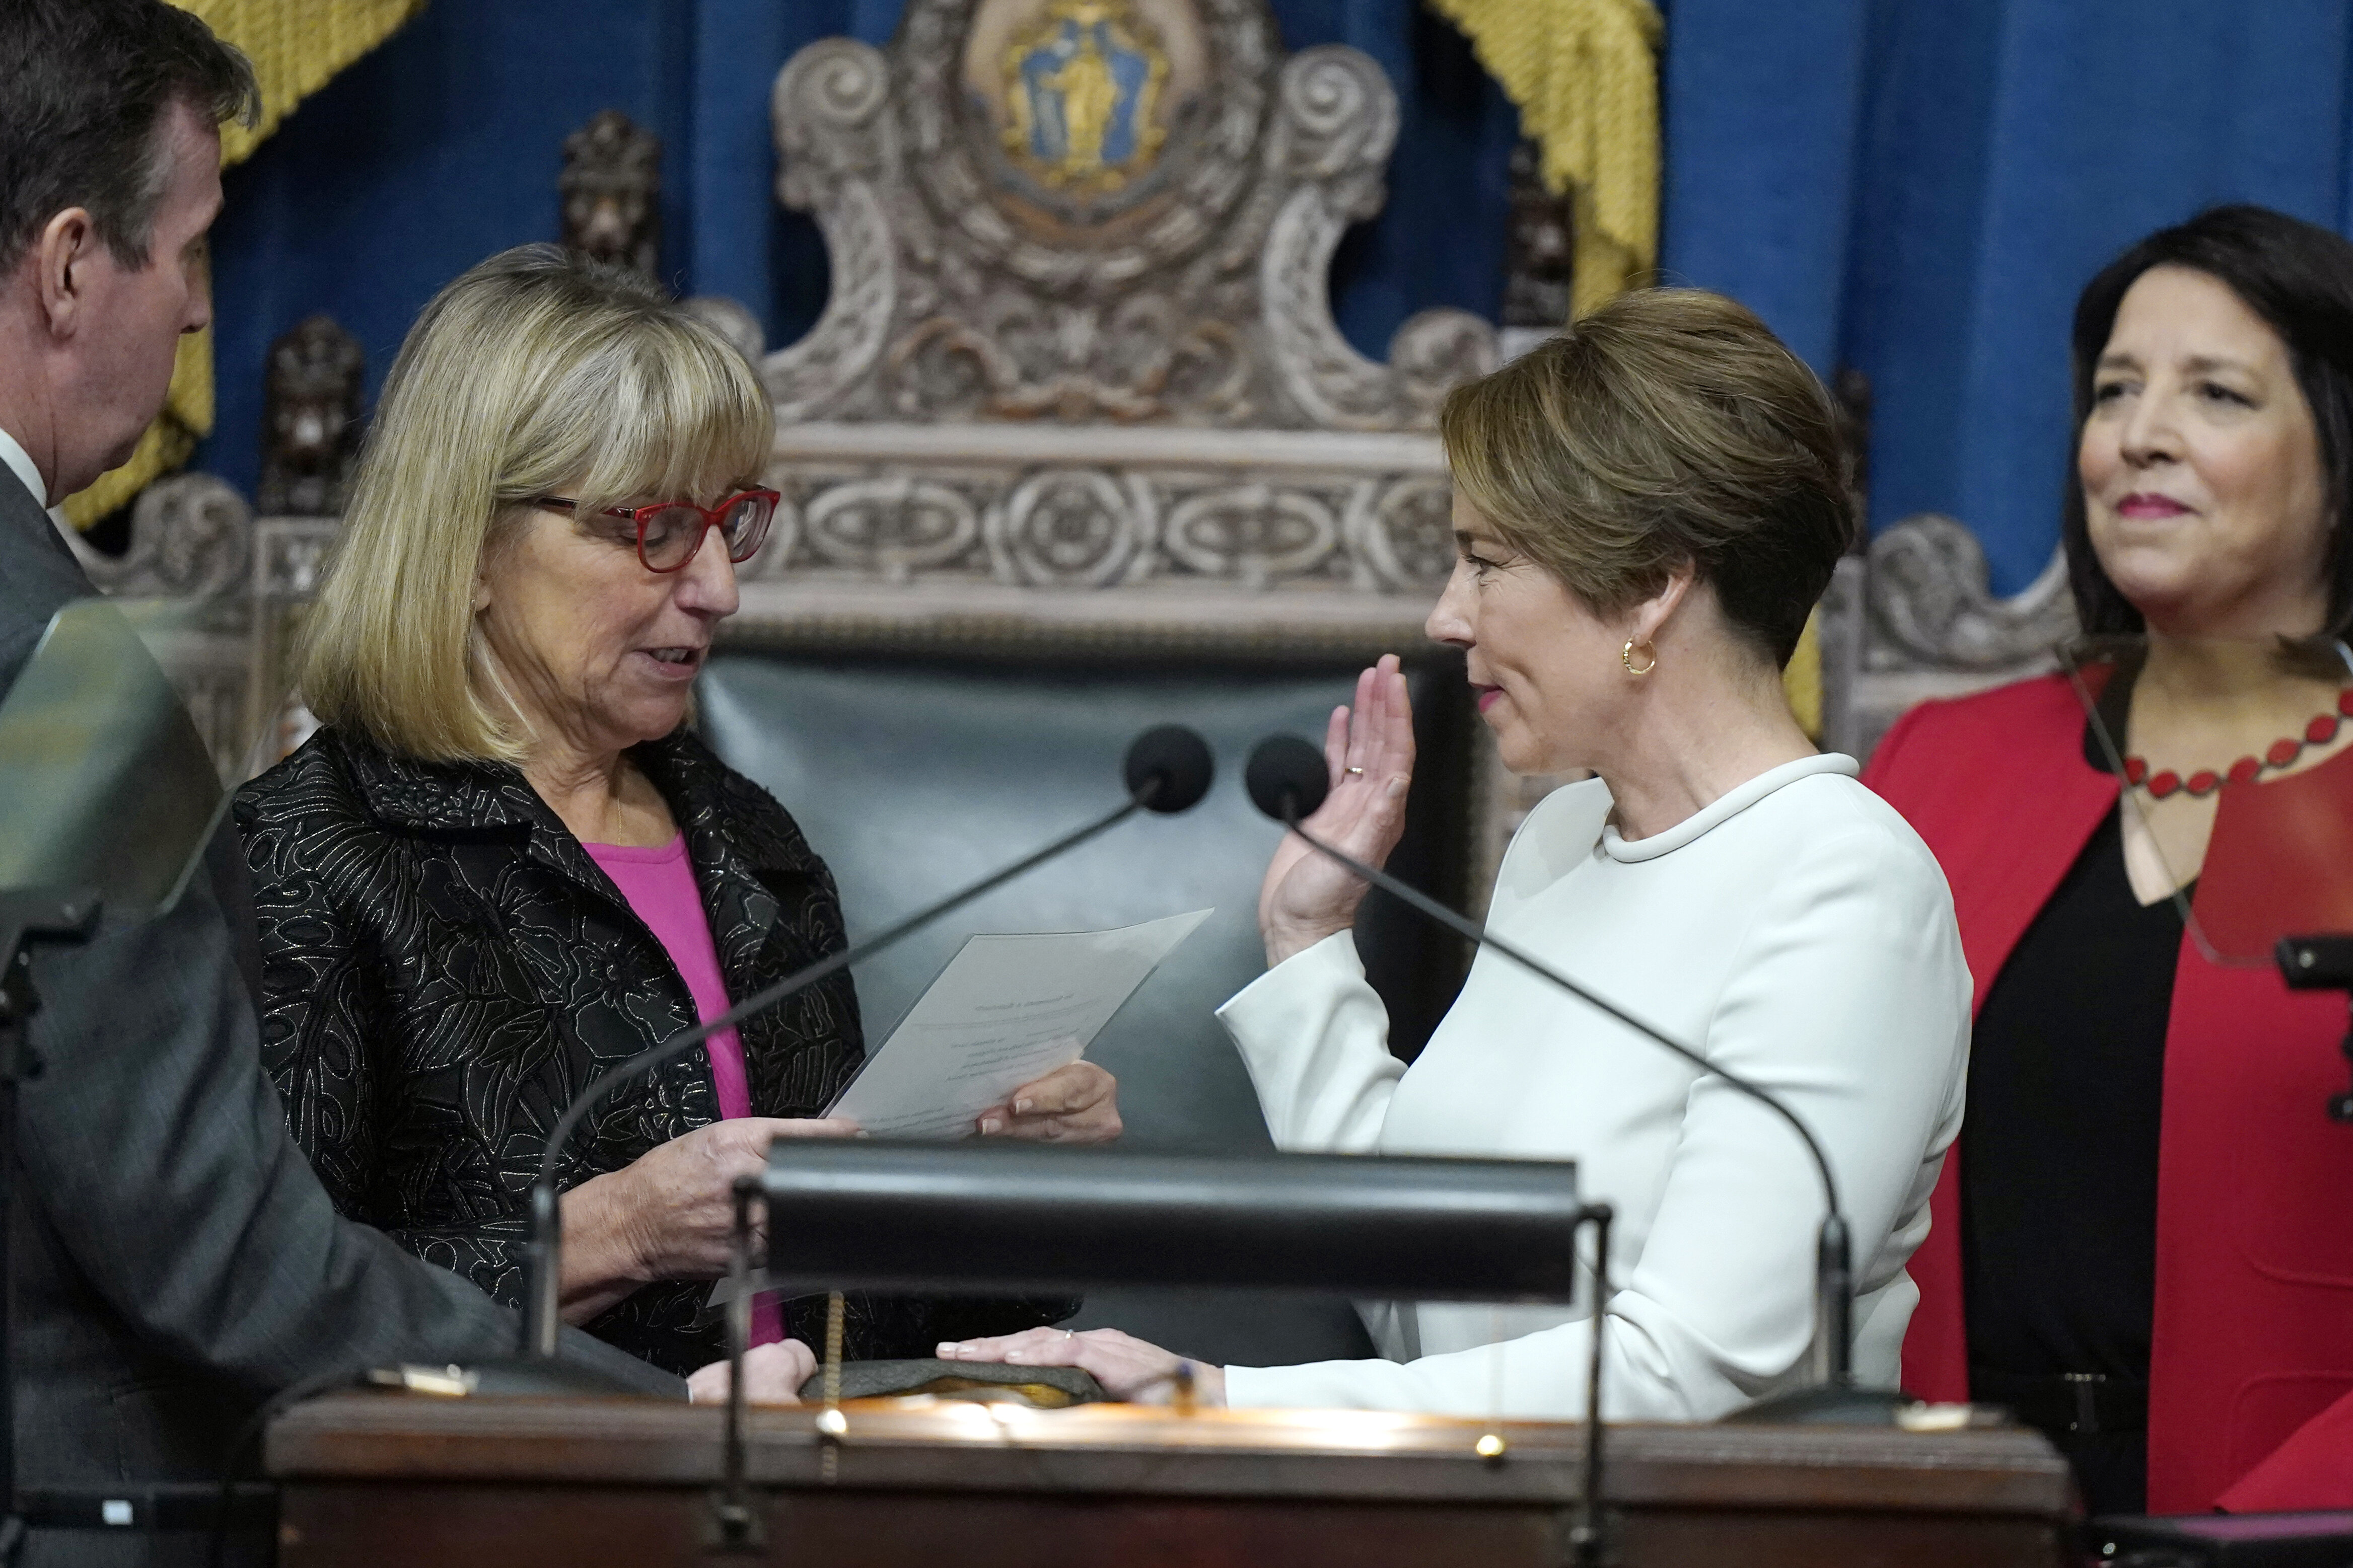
[0, 4, 809, 1560]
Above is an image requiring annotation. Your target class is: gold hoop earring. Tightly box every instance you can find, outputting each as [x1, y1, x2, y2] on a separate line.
[1621, 638, 1657, 677]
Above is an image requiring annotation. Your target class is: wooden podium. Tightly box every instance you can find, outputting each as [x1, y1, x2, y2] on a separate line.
[266, 1392, 2077, 1566]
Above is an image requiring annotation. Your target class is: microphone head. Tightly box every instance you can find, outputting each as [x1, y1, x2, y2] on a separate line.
[1245, 735, 1329, 823]
[1124, 725, 1214, 813]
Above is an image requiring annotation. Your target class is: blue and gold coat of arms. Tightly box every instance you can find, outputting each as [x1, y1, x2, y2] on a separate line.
[1000, 0, 1171, 195]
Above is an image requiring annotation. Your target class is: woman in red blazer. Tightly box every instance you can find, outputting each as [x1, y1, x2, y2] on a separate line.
[1865, 205, 2353, 1516]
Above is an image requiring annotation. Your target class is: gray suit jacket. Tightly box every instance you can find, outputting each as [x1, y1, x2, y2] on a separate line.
[0, 474, 681, 1565]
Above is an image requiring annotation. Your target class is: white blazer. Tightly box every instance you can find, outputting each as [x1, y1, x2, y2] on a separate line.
[1215, 753, 1970, 1421]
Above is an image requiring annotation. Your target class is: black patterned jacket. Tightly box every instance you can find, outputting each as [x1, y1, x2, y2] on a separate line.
[234, 725, 1068, 1377]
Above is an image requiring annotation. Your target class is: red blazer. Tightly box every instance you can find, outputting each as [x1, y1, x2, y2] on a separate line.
[1864, 674, 2353, 1514]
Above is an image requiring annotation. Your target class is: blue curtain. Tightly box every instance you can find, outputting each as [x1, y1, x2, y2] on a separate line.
[196, 0, 1517, 499]
[201, 0, 2353, 595]
[1661, 0, 2353, 595]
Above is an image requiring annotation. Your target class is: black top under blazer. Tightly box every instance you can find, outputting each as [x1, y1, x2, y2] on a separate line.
[235, 724, 1066, 1377]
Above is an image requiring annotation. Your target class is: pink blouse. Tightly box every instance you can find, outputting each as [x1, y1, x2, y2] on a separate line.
[587, 835, 785, 1350]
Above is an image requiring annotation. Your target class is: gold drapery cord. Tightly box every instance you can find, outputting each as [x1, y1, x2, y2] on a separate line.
[1426, 0, 1661, 320]
[62, 0, 428, 529]
[1785, 609, 1823, 737]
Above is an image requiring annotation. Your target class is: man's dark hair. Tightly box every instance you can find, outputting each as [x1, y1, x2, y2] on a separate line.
[2063, 204, 2353, 638]
[0, 0, 258, 277]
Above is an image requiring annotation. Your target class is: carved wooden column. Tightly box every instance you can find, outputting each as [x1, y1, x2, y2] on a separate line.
[1499, 139, 1574, 362]
[256, 315, 365, 517]
[560, 109, 662, 280]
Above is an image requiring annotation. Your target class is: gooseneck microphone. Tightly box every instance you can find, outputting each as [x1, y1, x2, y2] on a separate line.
[1244, 734, 1901, 1422]
[501, 725, 1215, 1384]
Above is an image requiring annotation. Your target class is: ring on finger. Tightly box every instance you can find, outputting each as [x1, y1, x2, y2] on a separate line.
[1345, 766, 1365, 776]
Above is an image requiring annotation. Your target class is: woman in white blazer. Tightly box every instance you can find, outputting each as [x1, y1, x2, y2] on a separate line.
[941, 288, 1972, 1422]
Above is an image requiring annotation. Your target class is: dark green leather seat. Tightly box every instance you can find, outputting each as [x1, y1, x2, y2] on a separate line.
[696, 647, 1471, 1367]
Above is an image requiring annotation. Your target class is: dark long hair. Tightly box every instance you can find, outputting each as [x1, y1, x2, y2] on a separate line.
[2062, 204, 2353, 637]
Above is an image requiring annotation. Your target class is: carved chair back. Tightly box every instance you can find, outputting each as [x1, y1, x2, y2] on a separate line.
[1820, 519, 2076, 761]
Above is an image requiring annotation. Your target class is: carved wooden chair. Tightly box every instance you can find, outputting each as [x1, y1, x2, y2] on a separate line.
[693, 0, 1508, 1363]
[1819, 520, 2076, 761]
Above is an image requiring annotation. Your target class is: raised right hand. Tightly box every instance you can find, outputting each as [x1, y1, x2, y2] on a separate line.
[560, 1115, 858, 1319]
[1256, 654, 1417, 965]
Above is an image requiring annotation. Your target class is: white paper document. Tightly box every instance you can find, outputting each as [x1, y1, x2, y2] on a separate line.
[825, 908, 1213, 1139]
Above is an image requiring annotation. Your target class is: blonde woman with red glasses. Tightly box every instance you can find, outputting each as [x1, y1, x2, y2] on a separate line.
[235, 246, 1120, 1388]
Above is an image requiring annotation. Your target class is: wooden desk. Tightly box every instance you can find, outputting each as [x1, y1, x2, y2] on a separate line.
[267, 1392, 2077, 1566]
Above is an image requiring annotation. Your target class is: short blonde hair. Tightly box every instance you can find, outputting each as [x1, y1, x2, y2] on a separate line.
[299, 244, 771, 764]
[1438, 288, 1852, 666]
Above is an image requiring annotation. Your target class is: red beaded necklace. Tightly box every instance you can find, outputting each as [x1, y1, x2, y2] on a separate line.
[2124, 689, 2353, 798]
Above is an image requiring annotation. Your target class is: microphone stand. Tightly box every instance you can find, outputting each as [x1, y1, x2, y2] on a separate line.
[1256, 758, 1909, 1423]
[0, 890, 101, 1566]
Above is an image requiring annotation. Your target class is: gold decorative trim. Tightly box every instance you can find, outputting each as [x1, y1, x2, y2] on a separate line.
[1428, 0, 1661, 319]
[193, 0, 431, 166]
[1785, 608, 1822, 739]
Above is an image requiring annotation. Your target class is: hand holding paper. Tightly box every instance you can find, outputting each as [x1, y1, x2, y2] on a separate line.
[973, 1058, 1120, 1142]
[827, 909, 1212, 1140]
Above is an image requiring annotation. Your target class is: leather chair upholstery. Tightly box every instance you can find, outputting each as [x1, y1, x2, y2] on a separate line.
[696, 648, 1472, 1367]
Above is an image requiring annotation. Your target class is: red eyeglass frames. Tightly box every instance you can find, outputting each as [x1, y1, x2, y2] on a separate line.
[536, 489, 780, 573]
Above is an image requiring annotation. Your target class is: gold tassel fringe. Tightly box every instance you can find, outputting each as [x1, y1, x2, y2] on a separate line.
[1425, 0, 1662, 320]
